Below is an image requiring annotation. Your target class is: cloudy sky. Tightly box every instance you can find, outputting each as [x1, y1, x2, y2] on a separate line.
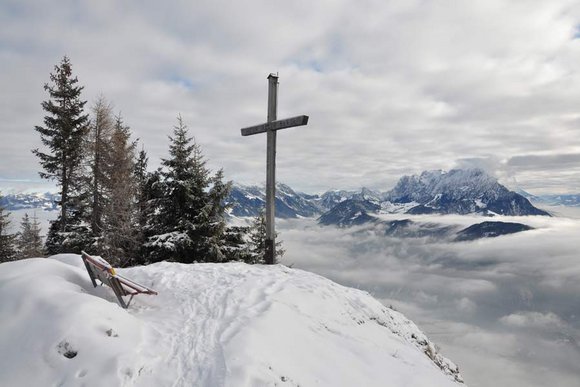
[2, 0, 580, 194]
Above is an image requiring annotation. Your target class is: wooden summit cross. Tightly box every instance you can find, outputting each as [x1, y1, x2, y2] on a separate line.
[241, 74, 309, 265]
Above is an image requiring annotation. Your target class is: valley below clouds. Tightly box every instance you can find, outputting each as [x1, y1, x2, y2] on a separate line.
[280, 210, 580, 387]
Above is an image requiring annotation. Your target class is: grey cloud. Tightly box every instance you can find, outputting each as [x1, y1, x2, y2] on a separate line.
[507, 153, 580, 170]
[2, 0, 580, 194]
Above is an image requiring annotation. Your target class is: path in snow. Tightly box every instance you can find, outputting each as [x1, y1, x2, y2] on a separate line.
[0, 257, 463, 387]
[127, 263, 290, 386]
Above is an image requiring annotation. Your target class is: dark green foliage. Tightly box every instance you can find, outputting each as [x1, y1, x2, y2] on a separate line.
[222, 225, 252, 262]
[17, 213, 44, 258]
[32, 56, 90, 254]
[246, 210, 284, 264]
[132, 147, 150, 263]
[145, 116, 232, 263]
[0, 197, 17, 262]
[134, 148, 149, 230]
[45, 220, 93, 255]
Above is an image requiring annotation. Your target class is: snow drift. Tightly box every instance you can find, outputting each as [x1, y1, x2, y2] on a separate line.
[0, 255, 463, 386]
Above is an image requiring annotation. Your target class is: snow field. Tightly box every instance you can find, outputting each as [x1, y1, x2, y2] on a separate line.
[0, 255, 463, 386]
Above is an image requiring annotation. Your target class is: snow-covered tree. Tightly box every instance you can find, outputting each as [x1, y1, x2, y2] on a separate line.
[134, 147, 149, 230]
[140, 168, 163, 263]
[246, 210, 284, 264]
[32, 56, 90, 254]
[17, 213, 44, 258]
[132, 147, 151, 264]
[145, 115, 231, 263]
[0, 196, 16, 262]
[221, 225, 253, 262]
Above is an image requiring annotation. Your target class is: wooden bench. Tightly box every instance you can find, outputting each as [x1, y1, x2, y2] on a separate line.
[81, 251, 157, 308]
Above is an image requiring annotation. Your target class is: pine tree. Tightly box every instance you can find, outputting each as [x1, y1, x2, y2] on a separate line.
[145, 115, 230, 263]
[0, 196, 16, 262]
[32, 56, 89, 254]
[146, 116, 202, 262]
[246, 210, 284, 264]
[17, 213, 44, 258]
[134, 147, 149, 230]
[222, 225, 252, 262]
[199, 168, 232, 262]
[141, 168, 163, 263]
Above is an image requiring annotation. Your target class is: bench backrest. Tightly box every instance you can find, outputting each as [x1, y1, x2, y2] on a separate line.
[80, 251, 157, 308]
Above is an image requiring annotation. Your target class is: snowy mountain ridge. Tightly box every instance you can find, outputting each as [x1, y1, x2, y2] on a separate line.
[317, 169, 549, 227]
[0, 191, 59, 211]
[0, 255, 463, 386]
[2, 169, 552, 220]
[384, 169, 549, 216]
[517, 189, 580, 207]
[227, 182, 321, 218]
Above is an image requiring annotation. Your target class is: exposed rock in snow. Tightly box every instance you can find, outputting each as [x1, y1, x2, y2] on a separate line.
[0, 255, 463, 386]
[385, 169, 549, 216]
[226, 183, 321, 219]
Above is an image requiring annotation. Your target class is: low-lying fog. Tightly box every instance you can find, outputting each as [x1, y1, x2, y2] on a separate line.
[280, 207, 580, 387]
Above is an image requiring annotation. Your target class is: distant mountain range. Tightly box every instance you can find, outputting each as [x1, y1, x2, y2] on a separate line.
[318, 169, 550, 227]
[227, 183, 322, 218]
[516, 189, 580, 207]
[1, 169, 563, 224]
[0, 192, 59, 212]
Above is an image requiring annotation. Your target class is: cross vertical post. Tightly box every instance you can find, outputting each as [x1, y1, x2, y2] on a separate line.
[265, 74, 278, 265]
[240, 74, 309, 265]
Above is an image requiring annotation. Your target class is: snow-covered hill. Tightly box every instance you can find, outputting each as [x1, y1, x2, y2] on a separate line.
[0, 256, 463, 387]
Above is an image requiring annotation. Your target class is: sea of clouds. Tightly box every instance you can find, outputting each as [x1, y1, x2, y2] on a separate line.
[280, 207, 580, 387]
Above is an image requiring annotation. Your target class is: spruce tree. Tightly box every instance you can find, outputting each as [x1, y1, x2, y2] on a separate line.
[222, 225, 252, 262]
[17, 213, 44, 258]
[32, 56, 89, 254]
[246, 210, 284, 264]
[134, 147, 149, 230]
[133, 147, 150, 264]
[0, 196, 16, 262]
[146, 116, 202, 262]
[198, 168, 231, 262]
[145, 115, 230, 263]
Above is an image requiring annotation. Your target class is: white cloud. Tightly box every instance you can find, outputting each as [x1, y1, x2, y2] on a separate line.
[500, 311, 565, 329]
[1, 0, 580, 193]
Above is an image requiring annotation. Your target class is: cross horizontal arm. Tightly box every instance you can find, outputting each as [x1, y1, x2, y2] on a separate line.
[241, 115, 309, 136]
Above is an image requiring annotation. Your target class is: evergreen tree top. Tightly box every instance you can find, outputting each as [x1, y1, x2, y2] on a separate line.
[43, 56, 85, 101]
[33, 56, 89, 181]
[161, 115, 209, 185]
